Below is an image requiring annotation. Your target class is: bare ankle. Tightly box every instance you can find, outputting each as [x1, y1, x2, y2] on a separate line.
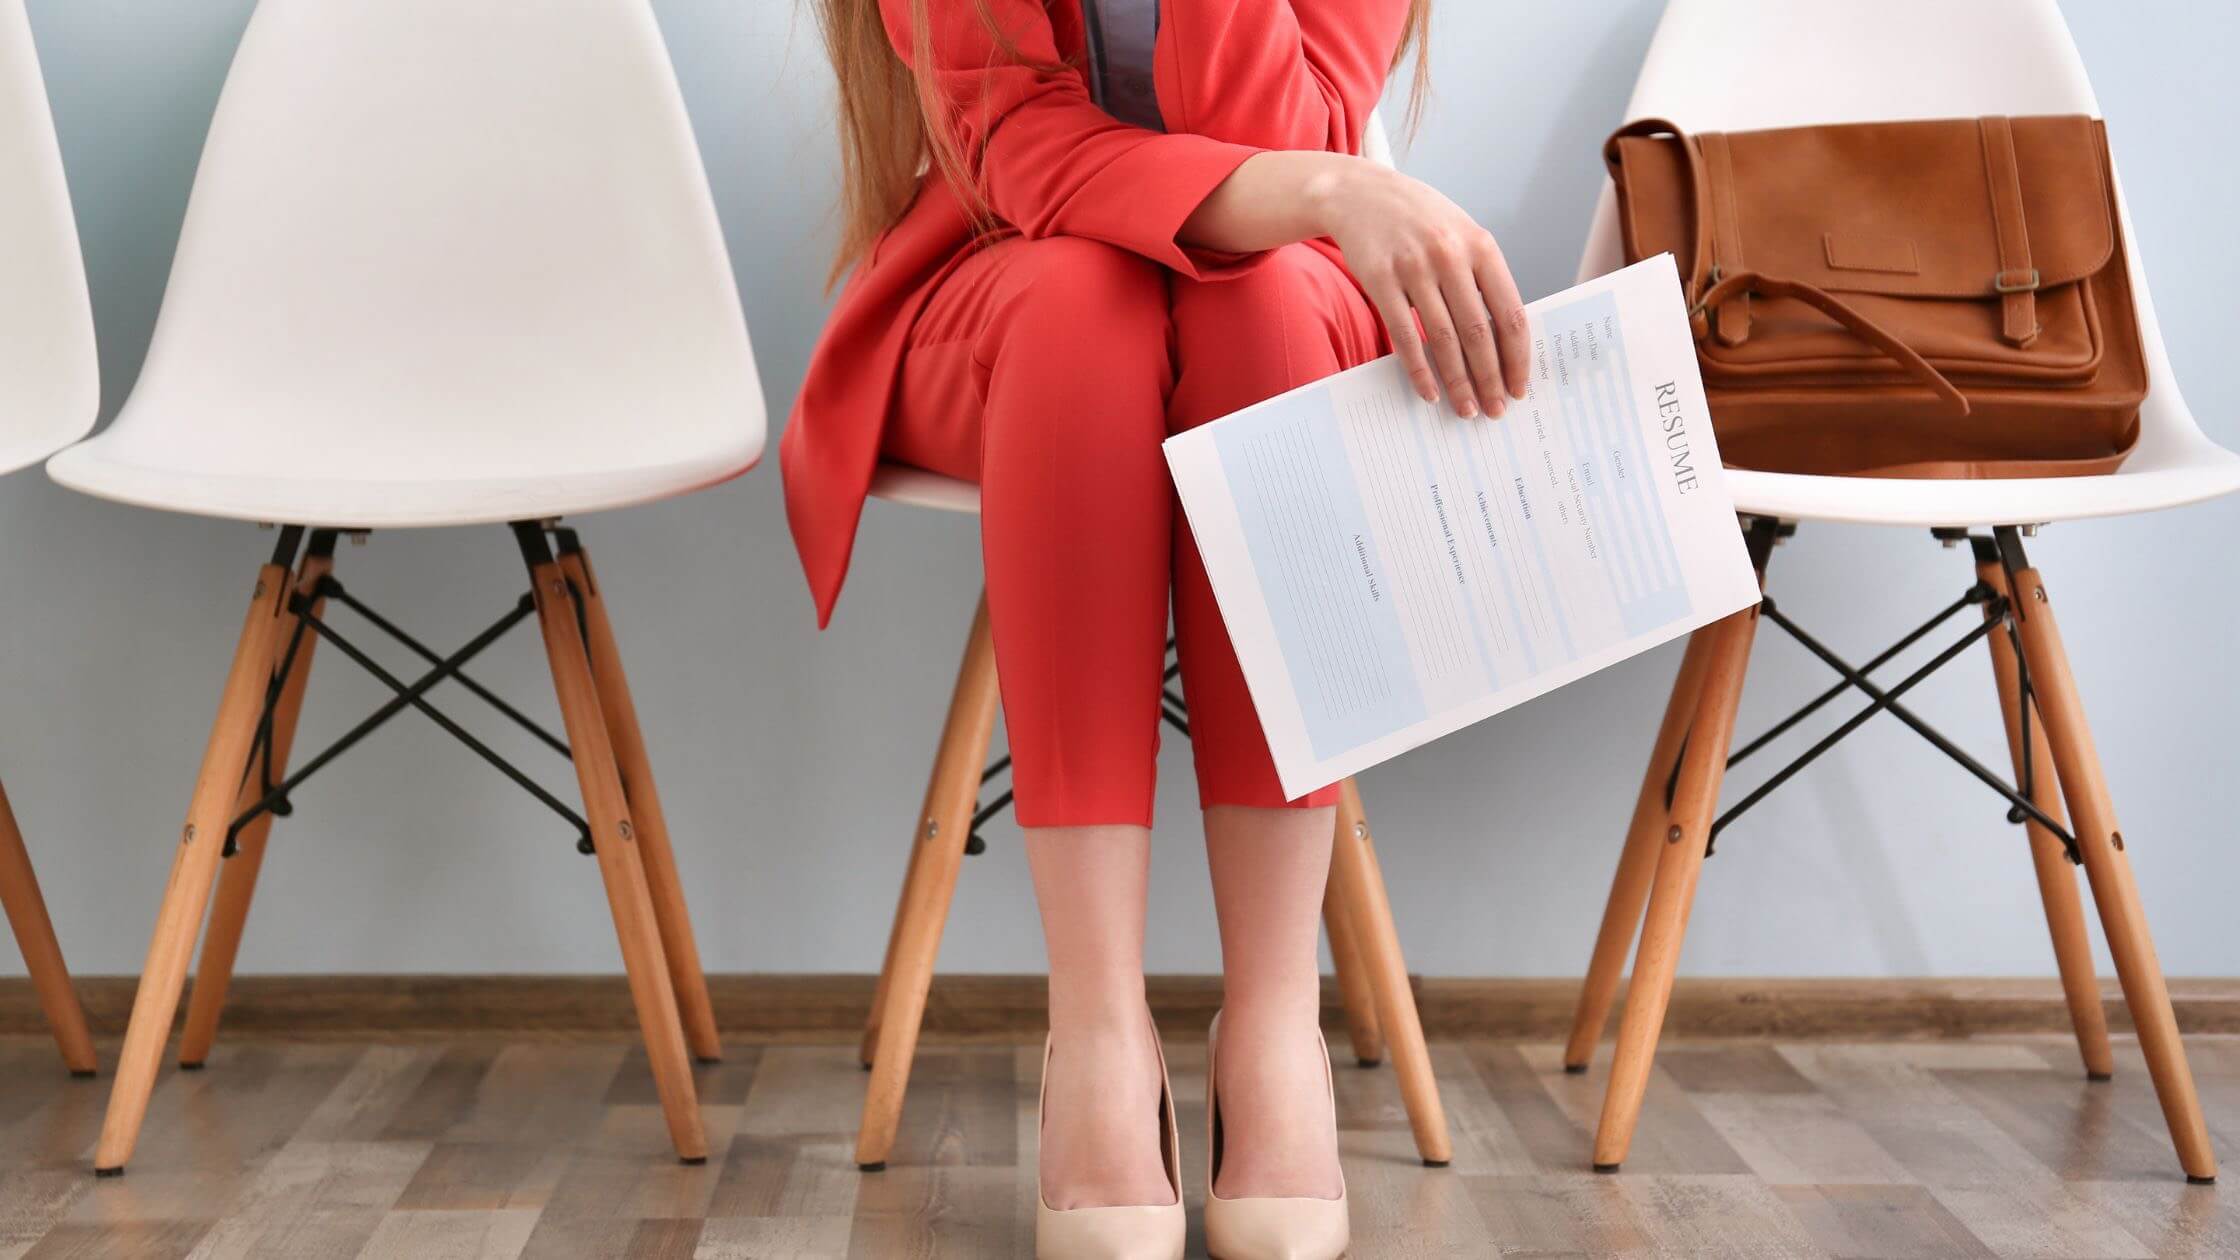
[1216, 988, 1322, 1035]
[1046, 976, 1149, 1033]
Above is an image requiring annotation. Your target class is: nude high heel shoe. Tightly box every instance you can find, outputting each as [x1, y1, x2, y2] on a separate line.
[1203, 1011, 1350, 1260]
[1034, 1020, 1186, 1260]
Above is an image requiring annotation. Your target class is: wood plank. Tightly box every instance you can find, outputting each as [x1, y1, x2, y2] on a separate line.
[1416, 1043, 1541, 1176]
[426, 1044, 627, 1145]
[1613, 1174, 1829, 1258]
[1685, 1090, 1916, 1187]
[1520, 1044, 1751, 1177]
[2065, 1179, 2240, 1259]
[13, 975, 2239, 1042]
[292, 1046, 445, 1144]
[706, 1137, 860, 1220]
[392, 1145, 567, 1213]
[1938, 1066, 2191, 1183]
[0, 1168, 85, 1258]
[1466, 1173, 1654, 1257]
[692, 1217, 853, 1259]
[1463, 1044, 1589, 1173]
[355, 1208, 538, 1260]
[518, 1217, 703, 1260]
[185, 1139, 429, 1260]
[844, 1164, 1016, 1259]
[1771, 1184, 1995, 1259]
[1337, 1128, 1492, 1257]
[880, 1048, 1016, 1171]
[738, 1047, 874, 1139]
[1780, 1044, 2156, 1258]
[21, 1221, 212, 1260]
[534, 1146, 727, 1222]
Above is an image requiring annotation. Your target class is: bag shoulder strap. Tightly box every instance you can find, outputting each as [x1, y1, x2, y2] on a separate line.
[1698, 271, 1971, 417]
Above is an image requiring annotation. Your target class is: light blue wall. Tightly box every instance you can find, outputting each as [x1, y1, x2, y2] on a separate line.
[4, 0, 2235, 980]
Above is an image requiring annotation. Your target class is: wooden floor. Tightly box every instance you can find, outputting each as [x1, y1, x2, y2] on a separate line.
[1, 1033, 2235, 1259]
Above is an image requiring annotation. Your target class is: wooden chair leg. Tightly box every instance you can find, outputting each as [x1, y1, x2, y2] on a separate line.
[1592, 606, 1758, 1172]
[859, 803, 935, 1069]
[558, 537, 722, 1064]
[2002, 539, 2216, 1183]
[95, 550, 298, 1174]
[177, 540, 336, 1070]
[1563, 630, 1714, 1072]
[1975, 549, 2115, 1081]
[1323, 860, 1384, 1068]
[1329, 778, 1452, 1166]
[0, 777, 96, 1076]
[855, 593, 1000, 1171]
[520, 526, 706, 1164]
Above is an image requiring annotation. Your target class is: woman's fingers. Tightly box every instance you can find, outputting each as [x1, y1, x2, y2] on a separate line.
[1439, 265, 1507, 418]
[1474, 240, 1533, 401]
[1408, 268, 1478, 418]
[1371, 283, 1439, 406]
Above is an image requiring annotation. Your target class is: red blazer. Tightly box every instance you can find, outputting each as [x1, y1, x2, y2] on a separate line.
[782, 0, 1412, 625]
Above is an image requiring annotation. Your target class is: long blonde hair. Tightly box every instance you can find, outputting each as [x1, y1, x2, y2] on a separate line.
[811, 0, 1431, 284]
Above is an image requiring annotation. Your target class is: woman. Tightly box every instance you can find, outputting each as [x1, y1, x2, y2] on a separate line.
[787, 0, 1528, 1254]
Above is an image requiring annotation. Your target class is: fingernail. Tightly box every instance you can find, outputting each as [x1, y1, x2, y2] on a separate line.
[1458, 399, 1478, 418]
[1487, 398, 1505, 418]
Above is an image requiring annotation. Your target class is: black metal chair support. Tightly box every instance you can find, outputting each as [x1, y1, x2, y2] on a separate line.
[223, 528, 609, 857]
[1724, 583, 1986, 770]
[1700, 529, 2080, 859]
[322, 580, 572, 758]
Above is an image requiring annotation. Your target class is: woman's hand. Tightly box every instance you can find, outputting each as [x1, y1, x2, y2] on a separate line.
[1310, 161, 1530, 418]
[1181, 150, 1531, 418]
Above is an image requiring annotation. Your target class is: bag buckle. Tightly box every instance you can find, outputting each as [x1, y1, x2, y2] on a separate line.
[1687, 263, 1724, 320]
[1993, 268, 2041, 294]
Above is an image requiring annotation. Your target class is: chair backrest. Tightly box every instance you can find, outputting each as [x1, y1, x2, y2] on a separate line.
[1626, 0, 2098, 127]
[1580, 0, 2209, 467]
[1363, 108, 1396, 170]
[95, 0, 762, 482]
[0, 0, 97, 476]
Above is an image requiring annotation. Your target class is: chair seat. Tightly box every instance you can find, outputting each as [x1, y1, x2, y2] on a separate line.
[1729, 438, 2240, 529]
[46, 435, 758, 529]
[0, 430, 79, 481]
[869, 463, 981, 516]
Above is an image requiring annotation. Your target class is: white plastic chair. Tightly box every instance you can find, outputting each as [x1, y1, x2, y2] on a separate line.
[853, 111, 1456, 1174]
[1562, 0, 2224, 1183]
[0, 0, 99, 1078]
[50, 0, 764, 1174]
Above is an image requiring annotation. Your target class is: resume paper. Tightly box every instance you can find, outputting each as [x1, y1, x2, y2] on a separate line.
[1164, 254, 1761, 798]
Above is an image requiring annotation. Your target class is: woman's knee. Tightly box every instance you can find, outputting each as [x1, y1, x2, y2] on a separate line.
[994, 237, 1172, 356]
[1167, 245, 1377, 433]
[978, 238, 1175, 473]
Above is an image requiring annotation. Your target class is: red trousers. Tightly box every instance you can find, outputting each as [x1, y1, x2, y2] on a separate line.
[884, 237, 1382, 827]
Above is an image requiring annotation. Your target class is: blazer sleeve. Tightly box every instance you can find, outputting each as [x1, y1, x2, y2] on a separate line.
[1153, 0, 1414, 153]
[884, 0, 1264, 275]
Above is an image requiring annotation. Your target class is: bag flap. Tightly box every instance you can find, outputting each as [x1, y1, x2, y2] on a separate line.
[1613, 115, 2114, 301]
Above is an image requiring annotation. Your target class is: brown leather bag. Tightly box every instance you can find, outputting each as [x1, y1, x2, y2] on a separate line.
[1604, 115, 2146, 478]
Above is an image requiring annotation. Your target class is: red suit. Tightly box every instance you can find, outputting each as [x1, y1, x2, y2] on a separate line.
[783, 0, 1410, 824]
